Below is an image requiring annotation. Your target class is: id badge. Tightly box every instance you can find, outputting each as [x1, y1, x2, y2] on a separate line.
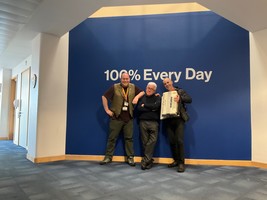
[124, 101, 129, 107]
[122, 106, 128, 111]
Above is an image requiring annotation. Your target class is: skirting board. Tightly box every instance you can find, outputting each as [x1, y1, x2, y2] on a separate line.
[27, 154, 66, 163]
[28, 154, 267, 169]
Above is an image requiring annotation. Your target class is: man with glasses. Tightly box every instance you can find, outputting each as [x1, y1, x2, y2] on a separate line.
[137, 82, 161, 170]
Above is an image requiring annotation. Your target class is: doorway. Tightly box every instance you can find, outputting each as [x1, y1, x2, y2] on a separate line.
[18, 68, 30, 148]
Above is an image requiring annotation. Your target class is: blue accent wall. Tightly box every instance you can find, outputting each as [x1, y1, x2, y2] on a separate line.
[67, 11, 251, 160]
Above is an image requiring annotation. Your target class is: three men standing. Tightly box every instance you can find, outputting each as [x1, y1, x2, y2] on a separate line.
[100, 74, 192, 173]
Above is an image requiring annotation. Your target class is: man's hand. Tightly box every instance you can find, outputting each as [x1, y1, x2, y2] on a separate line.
[106, 109, 114, 117]
[132, 91, 145, 104]
[132, 96, 139, 104]
[174, 95, 180, 103]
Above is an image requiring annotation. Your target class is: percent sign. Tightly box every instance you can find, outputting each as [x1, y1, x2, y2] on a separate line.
[128, 70, 141, 81]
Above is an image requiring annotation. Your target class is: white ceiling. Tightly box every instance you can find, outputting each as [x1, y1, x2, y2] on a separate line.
[1, 0, 267, 69]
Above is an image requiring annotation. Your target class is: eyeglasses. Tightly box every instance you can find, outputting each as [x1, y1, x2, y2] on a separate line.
[146, 87, 155, 91]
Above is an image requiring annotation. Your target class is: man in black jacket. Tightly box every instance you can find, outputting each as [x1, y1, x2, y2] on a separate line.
[162, 78, 192, 172]
[137, 82, 161, 170]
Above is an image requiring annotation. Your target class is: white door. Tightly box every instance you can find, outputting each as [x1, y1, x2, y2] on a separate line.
[18, 69, 30, 148]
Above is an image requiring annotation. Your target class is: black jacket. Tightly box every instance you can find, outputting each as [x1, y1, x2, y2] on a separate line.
[175, 87, 192, 121]
[137, 94, 161, 121]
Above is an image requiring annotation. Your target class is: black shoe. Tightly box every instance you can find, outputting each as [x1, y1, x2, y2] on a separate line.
[127, 157, 136, 167]
[141, 164, 146, 170]
[145, 162, 153, 170]
[141, 159, 147, 170]
[99, 157, 112, 165]
[146, 159, 154, 169]
[141, 159, 153, 170]
[177, 164, 185, 173]
[168, 161, 179, 168]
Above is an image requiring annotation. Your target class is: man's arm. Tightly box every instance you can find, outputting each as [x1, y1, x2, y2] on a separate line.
[137, 96, 147, 111]
[177, 89, 192, 104]
[132, 91, 145, 104]
[102, 95, 114, 117]
[143, 96, 161, 111]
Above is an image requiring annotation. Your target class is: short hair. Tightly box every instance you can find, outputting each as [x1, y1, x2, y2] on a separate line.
[163, 77, 171, 83]
[121, 72, 130, 78]
[147, 82, 157, 90]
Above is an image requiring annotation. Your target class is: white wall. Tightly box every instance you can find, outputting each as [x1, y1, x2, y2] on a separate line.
[37, 32, 68, 158]
[250, 29, 267, 163]
[27, 34, 41, 159]
[27, 32, 68, 160]
[12, 57, 32, 78]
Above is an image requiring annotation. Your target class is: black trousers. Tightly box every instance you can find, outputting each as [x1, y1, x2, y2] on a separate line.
[165, 117, 185, 164]
[139, 120, 159, 163]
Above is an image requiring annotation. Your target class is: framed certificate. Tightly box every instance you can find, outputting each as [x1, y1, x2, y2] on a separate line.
[160, 91, 179, 120]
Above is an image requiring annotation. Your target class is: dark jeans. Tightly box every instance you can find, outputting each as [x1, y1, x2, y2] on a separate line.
[105, 119, 134, 158]
[165, 117, 185, 164]
[139, 120, 159, 163]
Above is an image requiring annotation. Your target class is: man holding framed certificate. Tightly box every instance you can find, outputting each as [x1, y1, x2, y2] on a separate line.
[162, 78, 192, 172]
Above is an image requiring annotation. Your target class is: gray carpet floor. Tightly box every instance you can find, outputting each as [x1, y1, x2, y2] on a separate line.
[1, 140, 267, 200]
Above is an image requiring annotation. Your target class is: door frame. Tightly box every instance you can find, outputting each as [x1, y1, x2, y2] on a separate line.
[8, 77, 17, 140]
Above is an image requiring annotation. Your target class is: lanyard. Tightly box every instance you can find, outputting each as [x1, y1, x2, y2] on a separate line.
[121, 87, 128, 101]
